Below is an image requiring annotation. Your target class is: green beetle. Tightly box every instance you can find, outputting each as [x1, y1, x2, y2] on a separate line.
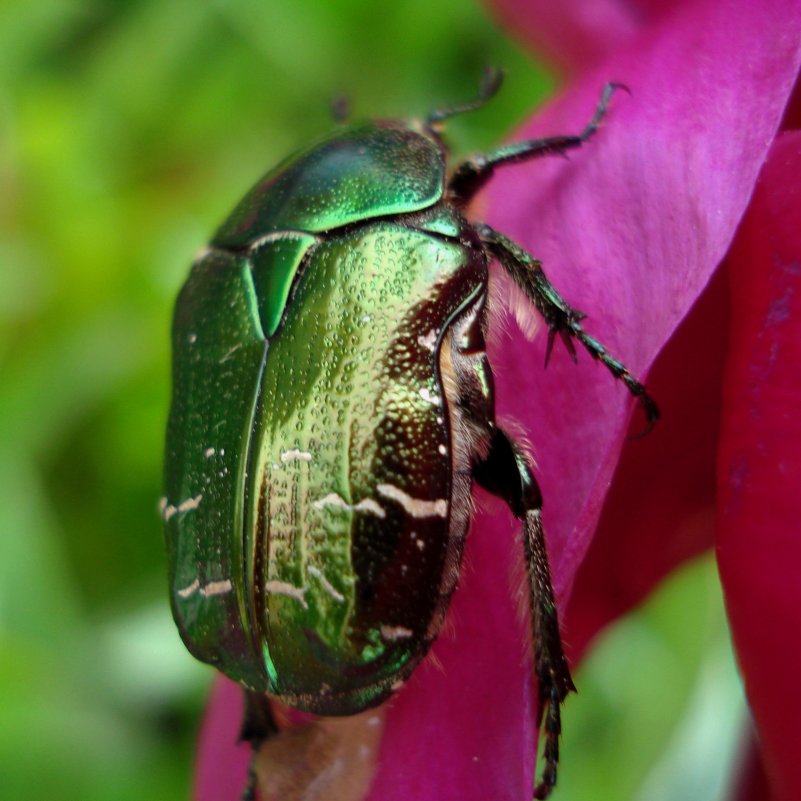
[162, 72, 657, 800]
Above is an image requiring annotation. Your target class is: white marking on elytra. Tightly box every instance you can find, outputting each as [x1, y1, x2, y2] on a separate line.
[176, 578, 200, 598]
[437, 444, 447, 456]
[175, 578, 232, 598]
[307, 565, 345, 603]
[280, 448, 312, 463]
[265, 580, 308, 609]
[220, 343, 241, 363]
[418, 387, 441, 406]
[376, 484, 448, 518]
[188, 333, 197, 344]
[380, 624, 413, 641]
[417, 329, 438, 352]
[313, 492, 386, 518]
[203, 447, 216, 458]
[200, 579, 233, 597]
[161, 493, 203, 521]
[354, 498, 386, 517]
[178, 494, 202, 512]
[313, 492, 349, 511]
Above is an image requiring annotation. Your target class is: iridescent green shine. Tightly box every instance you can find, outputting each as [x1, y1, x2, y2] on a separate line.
[248, 225, 481, 706]
[163, 120, 485, 708]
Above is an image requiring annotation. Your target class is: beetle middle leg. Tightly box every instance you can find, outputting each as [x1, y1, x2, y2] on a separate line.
[473, 427, 575, 800]
[479, 225, 660, 430]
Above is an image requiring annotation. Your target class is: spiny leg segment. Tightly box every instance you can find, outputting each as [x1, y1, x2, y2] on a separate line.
[474, 428, 575, 800]
[479, 225, 659, 431]
[442, 78, 657, 427]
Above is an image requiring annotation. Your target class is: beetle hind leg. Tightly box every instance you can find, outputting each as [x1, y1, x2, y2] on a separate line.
[239, 690, 280, 801]
[480, 225, 660, 431]
[474, 428, 575, 800]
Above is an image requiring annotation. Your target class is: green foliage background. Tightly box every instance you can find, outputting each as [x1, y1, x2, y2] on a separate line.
[0, 1, 744, 799]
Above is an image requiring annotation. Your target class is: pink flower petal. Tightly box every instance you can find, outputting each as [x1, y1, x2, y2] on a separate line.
[195, 678, 251, 801]
[717, 131, 801, 801]
[490, 0, 645, 74]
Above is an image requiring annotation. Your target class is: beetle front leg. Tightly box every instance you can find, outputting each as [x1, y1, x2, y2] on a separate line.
[447, 82, 622, 205]
[473, 428, 575, 800]
[479, 225, 660, 430]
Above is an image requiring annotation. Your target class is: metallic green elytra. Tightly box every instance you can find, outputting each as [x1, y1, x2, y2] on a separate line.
[162, 72, 658, 800]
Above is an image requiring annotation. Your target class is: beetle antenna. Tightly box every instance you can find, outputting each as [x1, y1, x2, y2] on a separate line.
[330, 94, 351, 124]
[426, 67, 504, 127]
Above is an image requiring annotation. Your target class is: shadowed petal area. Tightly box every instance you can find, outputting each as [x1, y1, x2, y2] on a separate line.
[564, 265, 727, 662]
[717, 131, 801, 801]
[732, 730, 775, 801]
[490, 0, 645, 73]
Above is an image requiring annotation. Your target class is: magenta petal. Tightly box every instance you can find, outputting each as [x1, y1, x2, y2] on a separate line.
[490, 0, 644, 74]
[195, 677, 251, 801]
[717, 131, 801, 801]
[489, 0, 706, 74]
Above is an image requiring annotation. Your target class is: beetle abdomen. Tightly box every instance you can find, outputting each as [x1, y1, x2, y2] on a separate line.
[247, 223, 484, 712]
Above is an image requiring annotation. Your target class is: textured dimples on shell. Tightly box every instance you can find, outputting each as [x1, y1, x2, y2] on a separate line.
[162, 72, 658, 800]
